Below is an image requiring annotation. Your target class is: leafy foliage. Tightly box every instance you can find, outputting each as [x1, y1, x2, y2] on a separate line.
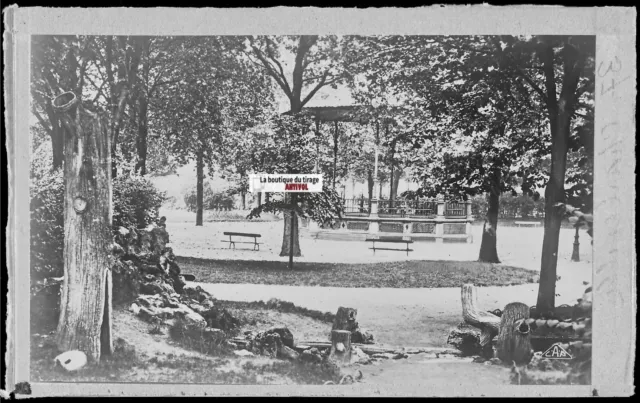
[30, 168, 65, 279]
[112, 175, 167, 229]
[30, 171, 166, 279]
[183, 182, 235, 212]
[246, 114, 345, 224]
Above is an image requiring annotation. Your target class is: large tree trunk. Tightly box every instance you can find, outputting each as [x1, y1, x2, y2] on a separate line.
[389, 164, 394, 202]
[479, 170, 501, 263]
[134, 96, 148, 176]
[257, 192, 262, 206]
[241, 191, 246, 210]
[134, 38, 151, 176]
[280, 194, 301, 258]
[333, 122, 339, 190]
[196, 150, 204, 226]
[536, 40, 583, 314]
[367, 169, 374, 209]
[54, 92, 113, 362]
[391, 168, 401, 200]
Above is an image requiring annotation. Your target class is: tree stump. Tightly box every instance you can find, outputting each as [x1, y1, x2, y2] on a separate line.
[329, 330, 352, 366]
[461, 284, 500, 346]
[496, 302, 533, 365]
[332, 307, 359, 332]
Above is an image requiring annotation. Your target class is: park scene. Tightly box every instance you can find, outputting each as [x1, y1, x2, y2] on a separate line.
[30, 35, 594, 387]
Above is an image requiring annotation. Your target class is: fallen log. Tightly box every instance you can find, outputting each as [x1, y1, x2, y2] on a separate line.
[461, 284, 501, 346]
[230, 336, 464, 357]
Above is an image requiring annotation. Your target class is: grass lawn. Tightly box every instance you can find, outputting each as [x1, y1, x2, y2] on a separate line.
[177, 257, 539, 288]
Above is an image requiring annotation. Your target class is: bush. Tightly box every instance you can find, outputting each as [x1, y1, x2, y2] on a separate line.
[30, 170, 166, 280]
[30, 169, 65, 279]
[113, 175, 167, 229]
[470, 193, 545, 220]
[183, 182, 235, 212]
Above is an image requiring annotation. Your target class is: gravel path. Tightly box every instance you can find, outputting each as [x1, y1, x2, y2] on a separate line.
[170, 217, 592, 348]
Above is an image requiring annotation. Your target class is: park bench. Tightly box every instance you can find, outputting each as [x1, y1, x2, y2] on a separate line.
[222, 232, 262, 251]
[515, 221, 542, 228]
[365, 236, 413, 256]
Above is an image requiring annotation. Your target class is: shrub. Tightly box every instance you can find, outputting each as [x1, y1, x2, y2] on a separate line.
[470, 193, 545, 220]
[30, 168, 65, 279]
[183, 182, 235, 212]
[113, 175, 167, 229]
[30, 170, 166, 280]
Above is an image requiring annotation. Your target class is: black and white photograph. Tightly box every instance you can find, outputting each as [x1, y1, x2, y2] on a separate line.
[3, 6, 636, 397]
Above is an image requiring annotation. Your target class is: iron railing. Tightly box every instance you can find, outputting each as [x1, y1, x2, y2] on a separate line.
[342, 198, 468, 218]
[343, 197, 371, 216]
[445, 201, 466, 217]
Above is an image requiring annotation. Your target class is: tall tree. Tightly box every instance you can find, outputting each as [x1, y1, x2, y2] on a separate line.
[30, 35, 133, 361]
[153, 37, 272, 225]
[498, 36, 595, 313]
[247, 114, 344, 259]
[245, 35, 354, 255]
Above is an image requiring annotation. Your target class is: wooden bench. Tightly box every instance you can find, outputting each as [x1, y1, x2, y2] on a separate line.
[515, 221, 542, 228]
[365, 236, 413, 256]
[222, 232, 262, 251]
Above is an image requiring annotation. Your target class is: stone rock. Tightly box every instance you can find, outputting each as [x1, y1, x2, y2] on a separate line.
[54, 351, 87, 372]
[201, 307, 239, 332]
[392, 353, 409, 360]
[372, 353, 395, 360]
[234, 349, 255, 357]
[447, 322, 493, 357]
[301, 349, 323, 363]
[129, 303, 141, 315]
[202, 328, 226, 342]
[350, 347, 372, 365]
[183, 285, 213, 303]
[140, 280, 168, 296]
[174, 305, 207, 328]
[352, 329, 375, 344]
[280, 345, 300, 361]
[266, 326, 294, 349]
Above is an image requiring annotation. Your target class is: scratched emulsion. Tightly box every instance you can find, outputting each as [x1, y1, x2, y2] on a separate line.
[592, 32, 636, 396]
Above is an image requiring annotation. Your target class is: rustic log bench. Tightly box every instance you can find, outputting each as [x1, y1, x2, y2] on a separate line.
[515, 221, 542, 228]
[365, 236, 413, 256]
[222, 232, 262, 251]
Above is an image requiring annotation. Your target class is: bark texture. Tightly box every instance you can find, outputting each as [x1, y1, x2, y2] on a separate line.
[496, 302, 533, 365]
[195, 151, 204, 226]
[536, 40, 584, 313]
[329, 330, 352, 366]
[280, 207, 301, 257]
[54, 92, 113, 362]
[478, 171, 501, 263]
[461, 284, 501, 346]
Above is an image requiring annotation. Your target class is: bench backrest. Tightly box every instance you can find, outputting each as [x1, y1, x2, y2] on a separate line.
[223, 232, 262, 237]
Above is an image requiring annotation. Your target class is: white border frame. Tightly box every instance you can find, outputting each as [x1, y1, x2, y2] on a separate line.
[4, 6, 636, 397]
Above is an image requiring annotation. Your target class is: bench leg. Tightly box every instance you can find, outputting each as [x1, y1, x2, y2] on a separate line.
[253, 238, 258, 251]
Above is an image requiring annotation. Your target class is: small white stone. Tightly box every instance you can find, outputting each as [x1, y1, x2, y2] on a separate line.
[234, 349, 255, 357]
[54, 350, 87, 372]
